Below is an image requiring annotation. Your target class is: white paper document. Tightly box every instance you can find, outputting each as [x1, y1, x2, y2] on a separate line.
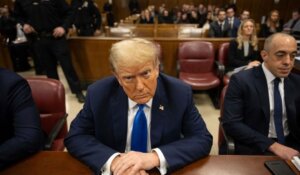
[291, 156, 300, 171]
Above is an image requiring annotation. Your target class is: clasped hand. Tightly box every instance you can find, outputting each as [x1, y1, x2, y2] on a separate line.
[111, 151, 160, 175]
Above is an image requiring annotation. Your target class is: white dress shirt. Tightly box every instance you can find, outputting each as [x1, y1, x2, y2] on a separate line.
[262, 63, 289, 138]
[243, 41, 249, 57]
[101, 98, 167, 175]
[228, 17, 234, 28]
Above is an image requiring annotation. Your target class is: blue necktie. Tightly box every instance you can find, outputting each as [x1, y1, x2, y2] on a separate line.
[273, 78, 285, 144]
[131, 104, 147, 152]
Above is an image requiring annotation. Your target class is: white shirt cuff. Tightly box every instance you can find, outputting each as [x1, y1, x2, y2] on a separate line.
[152, 148, 168, 175]
[100, 153, 120, 175]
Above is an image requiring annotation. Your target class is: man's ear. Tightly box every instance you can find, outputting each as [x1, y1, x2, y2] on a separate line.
[260, 50, 268, 62]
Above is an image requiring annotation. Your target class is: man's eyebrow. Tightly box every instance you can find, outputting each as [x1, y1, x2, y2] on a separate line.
[121, 74, 134, 78]
[139, 69, 151, 74]
[274, 50, 297, 54]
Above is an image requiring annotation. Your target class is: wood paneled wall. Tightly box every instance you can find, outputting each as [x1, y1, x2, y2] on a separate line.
[1, 0, 299, 26]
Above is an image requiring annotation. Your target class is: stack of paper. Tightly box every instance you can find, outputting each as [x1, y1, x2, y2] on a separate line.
[291, 156, 300, 171]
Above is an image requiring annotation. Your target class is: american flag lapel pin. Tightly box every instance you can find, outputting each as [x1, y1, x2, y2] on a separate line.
[159, 105, 164, 111]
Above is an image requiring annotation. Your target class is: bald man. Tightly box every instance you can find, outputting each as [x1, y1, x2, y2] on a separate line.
[222, 33, 300, 160]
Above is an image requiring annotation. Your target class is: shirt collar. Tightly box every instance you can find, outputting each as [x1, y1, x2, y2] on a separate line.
[262, 62, 284, 84]
[128, 98, 153, 109]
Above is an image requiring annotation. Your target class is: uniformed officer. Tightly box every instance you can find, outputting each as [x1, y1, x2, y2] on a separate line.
[14, 0, 85, 103]
[71, 0, 101, 36]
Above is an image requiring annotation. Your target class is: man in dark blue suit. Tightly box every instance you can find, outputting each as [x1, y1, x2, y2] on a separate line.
[225, 6, 241, 37]
[65, 38, 212, 175]
[222, 33, 300, 159]
[0, 68, 44, 170]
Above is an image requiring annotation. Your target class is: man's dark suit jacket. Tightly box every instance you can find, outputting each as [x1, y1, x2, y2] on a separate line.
[227, 39, 261, 72]
[65, 73, 212, 174]
[226, 17, 241, 37]
[222, 65, 300, 155]
[209, 20, 230, 37]
[0, 68, 43, 170]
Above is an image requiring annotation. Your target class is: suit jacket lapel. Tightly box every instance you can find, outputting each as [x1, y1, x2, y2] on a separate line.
[111, 86, 128, 152]
[151, 76, 168, 148]
[253, 66, 270, 121]
[249, 45, 254, 55]
[283, 75, 300, 143]
[284, 76, 296, 120]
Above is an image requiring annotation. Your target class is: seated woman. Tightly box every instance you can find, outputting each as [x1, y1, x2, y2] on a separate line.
[227, 19, 261, 76]
[139, 9, 154, 24]
[260, 10, 283, 37]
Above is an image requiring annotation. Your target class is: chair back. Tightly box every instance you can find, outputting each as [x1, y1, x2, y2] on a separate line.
[218, 42, 230, 65]
[26, 77, 67, 151]
[218, 85, 228, 149]
[218, 42, 230, 85]
[178, 41, 215, 73]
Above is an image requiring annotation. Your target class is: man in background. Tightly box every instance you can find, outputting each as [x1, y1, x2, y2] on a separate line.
[283, 9, 300, 39]
[240, 9, 250, 21]
[14, 0, 85, 103]
[209, 9, 230, 37]
[71, 0, 102, 36]
[226, 6, 241, 37]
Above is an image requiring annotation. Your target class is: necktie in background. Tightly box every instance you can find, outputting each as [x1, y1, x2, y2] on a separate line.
[230, 18, 233, 29]
[131, 104, 147, 152]
[273, 78, 285, 144]
[220, 22, 224, 31]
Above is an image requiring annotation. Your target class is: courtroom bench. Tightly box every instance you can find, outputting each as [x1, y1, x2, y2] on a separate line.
[105, 24, 201, 38]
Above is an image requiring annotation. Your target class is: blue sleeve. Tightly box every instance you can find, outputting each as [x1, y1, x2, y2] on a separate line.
[0, 79, 44, 170]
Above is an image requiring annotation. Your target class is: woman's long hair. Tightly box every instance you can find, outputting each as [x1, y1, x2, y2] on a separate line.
[266, 10, 280, 30]
[236, 19, 258, 51]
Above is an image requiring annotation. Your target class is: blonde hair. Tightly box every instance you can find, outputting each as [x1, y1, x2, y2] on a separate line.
[109, 38, 160, 72]
[236, 19, 258, 51]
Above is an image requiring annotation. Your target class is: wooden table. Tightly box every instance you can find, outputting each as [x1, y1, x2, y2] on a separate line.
[1, 151, 299, 175]
[173, 155, 299, 175]
[0, 151, 91, 175]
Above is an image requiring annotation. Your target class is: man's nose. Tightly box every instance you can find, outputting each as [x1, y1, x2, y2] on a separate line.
[283, 54, 293, 65]
[136, 77, 144, 91]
